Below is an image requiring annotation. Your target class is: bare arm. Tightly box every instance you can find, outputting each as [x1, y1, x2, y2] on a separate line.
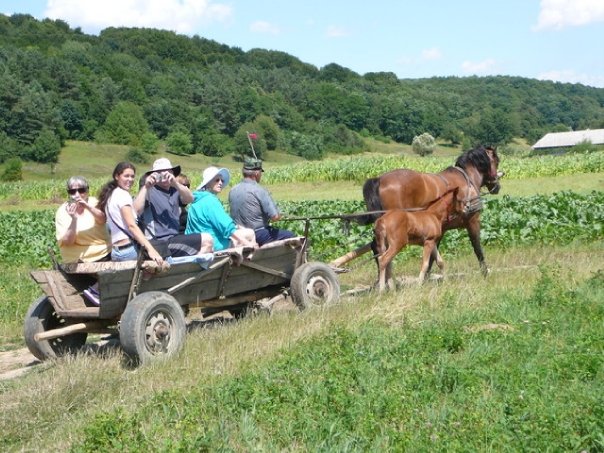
[168, 174, 193, 204]
[78, 199, 106, 224]
[133, 174, 154, 215]
[58, 203, 78, 246]
[120, 205, 164, 264]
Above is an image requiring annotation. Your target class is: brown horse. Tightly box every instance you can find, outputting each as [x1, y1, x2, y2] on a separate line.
[374, 188, 461, 291]
[331, 146, 501, 274]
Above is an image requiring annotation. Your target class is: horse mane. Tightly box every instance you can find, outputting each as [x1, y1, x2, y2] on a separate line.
[454, 145, 498, 176]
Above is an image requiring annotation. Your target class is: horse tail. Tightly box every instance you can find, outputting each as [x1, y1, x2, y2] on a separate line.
[356, 177, 383, 225]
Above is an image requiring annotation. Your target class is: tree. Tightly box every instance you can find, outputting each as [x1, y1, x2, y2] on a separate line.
[96, 101, 148, 146]
[412, 133, 436, 156]
[140, 132, 159, 154]
[31, 128, 61, 172]
[234, 127, 266, 160]
[468, 108, 517, 148]
[166, 130, 193, 155]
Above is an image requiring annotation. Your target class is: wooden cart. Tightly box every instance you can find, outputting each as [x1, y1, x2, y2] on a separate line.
[25, 237, 340, 364]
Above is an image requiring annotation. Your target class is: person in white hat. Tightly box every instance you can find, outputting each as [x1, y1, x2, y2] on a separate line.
[185, 166, 257, 251]
[133, 158, 213, 256]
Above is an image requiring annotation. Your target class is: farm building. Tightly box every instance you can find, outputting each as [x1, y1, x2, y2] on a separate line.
[532, 129, 604, 150]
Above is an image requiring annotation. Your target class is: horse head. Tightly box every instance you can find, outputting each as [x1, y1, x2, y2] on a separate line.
[455, 145, 502, 195]
[484, 147, 502, 194]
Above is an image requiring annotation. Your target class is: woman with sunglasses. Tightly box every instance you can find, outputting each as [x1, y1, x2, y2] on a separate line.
[55, 176, 111, 263]
[185, 166, 257, 251]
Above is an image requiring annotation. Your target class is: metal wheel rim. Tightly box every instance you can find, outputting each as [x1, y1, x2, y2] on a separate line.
[305, 274, 333, 303]
[144, 311, 173, 354]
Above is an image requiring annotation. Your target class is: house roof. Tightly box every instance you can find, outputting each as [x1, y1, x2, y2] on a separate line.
[532, 129, 604, 149]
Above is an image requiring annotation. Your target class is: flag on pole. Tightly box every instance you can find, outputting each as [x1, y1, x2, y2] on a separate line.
[246, 131, 258, 158]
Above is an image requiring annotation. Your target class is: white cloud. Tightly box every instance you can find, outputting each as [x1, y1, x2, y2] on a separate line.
[421, 48, 442, 61]
[461, 58, 497, 75]
[325, 25, 350, 38]
[534, 0, 604, 30]
[249, 20, 280, 35]
[44, 0, 232, 34]
[537, 69, 604, 88]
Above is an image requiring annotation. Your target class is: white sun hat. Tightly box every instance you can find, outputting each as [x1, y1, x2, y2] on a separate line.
[197, 166, 231, 190]
[145, 158, 181, 176]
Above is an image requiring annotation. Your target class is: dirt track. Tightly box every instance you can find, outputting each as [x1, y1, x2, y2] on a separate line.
[0, 347, 40, 380]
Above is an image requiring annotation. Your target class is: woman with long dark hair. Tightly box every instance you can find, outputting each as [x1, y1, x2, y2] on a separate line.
[98, 162, 164, 263]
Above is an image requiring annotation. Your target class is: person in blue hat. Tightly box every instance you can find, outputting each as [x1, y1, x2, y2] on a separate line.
[229, 157, 295, 246]
[186, 166, 257, 251]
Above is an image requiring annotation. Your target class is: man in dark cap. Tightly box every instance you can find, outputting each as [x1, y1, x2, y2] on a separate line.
[229, 157, 295, 246]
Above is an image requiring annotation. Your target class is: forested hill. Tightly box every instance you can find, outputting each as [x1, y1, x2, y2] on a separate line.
[1, 13, 604, 166]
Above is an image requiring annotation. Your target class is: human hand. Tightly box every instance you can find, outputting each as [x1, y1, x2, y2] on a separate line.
[145, 172, 160, 188]
[147, 247, 164, 265]
[163, 172, 176, 186]
[66, 201, 78, 217]
[76, 199, 90, 210]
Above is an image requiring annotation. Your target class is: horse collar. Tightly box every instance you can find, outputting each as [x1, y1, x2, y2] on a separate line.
[453, 165, 479, 194]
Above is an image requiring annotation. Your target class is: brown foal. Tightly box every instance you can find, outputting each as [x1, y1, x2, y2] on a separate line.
[373, 188, 460, 291]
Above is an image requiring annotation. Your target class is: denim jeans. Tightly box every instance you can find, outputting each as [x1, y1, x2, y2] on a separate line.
[111, 243, 138, 261]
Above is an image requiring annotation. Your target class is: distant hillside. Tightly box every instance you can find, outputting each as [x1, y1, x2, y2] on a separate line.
[1, 13, 604, 167]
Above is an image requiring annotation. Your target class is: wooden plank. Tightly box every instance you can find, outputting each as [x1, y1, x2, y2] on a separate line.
[240, 261, 291, 279]
[34, 320, 110, 341]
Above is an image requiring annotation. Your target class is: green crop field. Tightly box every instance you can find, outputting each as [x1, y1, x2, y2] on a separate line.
[0, 149, 603, 452]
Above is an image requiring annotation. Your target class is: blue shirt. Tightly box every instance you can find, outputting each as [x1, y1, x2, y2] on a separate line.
[185, 191, 236, 251]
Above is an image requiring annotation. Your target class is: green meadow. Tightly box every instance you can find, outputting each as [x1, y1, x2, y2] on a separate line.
[0, 144, 602, 451]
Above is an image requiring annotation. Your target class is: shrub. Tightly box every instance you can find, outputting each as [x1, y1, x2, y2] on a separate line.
[412, 133, 436, 156]
[166, 130, 193, 155]
[1, 158, 22, 182]
[126, 147, 149, 164]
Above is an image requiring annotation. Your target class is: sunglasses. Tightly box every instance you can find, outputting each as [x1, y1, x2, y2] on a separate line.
[67, 187, 88, 195]
[212, 177, 224, 183]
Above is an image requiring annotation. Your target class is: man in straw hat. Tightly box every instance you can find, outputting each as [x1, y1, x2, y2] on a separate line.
[185, 166, 257, 251]
[134, 158, 213, 256]
[229, 157, 295, 246]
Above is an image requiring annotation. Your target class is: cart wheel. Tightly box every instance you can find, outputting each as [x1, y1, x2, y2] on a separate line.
[23, 296, 88, 361]
[119, 291, 186, 365]
[290, 262, 340, 310]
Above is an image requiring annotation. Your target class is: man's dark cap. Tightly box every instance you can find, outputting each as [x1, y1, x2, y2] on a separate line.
[243, 157, 264, 172]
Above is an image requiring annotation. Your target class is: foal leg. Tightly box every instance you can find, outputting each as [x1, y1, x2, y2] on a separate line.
[419, 240, 437, 284]
[425, 237, 442, 276]
[432, 246, 445, 280]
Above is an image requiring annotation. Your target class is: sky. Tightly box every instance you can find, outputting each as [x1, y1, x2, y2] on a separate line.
[2, 0, 604, 88]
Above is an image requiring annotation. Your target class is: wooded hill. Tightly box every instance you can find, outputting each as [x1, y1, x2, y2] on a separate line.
[1, 13, 604, 165]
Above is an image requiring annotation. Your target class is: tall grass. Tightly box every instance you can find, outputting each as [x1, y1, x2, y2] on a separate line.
[0, 244, 602, 451]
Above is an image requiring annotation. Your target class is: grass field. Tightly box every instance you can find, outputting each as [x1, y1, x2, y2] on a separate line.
[0, 244, 602, 451]
[0, 143, 602, 451]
